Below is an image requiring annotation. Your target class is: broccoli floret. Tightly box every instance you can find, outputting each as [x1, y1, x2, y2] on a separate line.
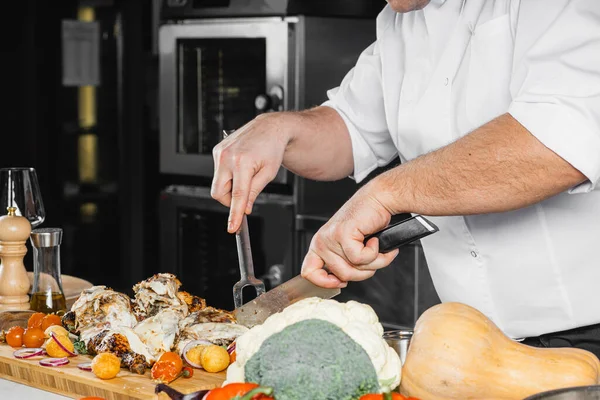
[245, 319, 380, 400]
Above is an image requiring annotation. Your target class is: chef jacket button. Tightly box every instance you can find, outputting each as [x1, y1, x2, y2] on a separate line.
[444, 77, 449, 86]
[470, 251, 478, 258]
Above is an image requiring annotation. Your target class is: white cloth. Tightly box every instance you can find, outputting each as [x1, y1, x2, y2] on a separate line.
[323, 0, 600, 338]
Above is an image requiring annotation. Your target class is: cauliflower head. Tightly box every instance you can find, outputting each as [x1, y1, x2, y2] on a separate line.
[226, 297, 401, 397]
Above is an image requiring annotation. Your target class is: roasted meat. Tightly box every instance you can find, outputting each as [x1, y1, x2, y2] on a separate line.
[65, 286, 137, 334]
[61, 311, 77, 334]
[133, 309, 181, 361]
[66, 273, 248, 369]
[132, 273, 188, 320]
[87, 329, 150, 375]
[179, 307, 237, 329]
[176, 291, 206, 313]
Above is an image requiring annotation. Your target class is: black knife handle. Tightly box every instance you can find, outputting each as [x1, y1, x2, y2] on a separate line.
[364, 215, 439, 253]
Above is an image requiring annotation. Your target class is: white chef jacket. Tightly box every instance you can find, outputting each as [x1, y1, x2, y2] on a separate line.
[323, 0, 600, 338]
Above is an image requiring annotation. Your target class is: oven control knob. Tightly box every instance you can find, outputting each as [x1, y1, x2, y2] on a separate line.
[255, 86, 284, 113]
[254, 94, 272, 112]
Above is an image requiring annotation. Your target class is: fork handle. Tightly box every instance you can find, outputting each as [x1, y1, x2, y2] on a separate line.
[235, 215, 256, 280]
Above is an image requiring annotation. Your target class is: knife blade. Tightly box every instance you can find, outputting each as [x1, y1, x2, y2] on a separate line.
[233, 275, 338, 328]
[233, 214, 438, 328]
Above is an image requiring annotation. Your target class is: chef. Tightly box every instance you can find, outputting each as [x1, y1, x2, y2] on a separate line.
[211, 0, 600, 356]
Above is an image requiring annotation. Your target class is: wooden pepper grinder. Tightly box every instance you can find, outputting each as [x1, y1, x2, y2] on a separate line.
[0, 207, 32, 310]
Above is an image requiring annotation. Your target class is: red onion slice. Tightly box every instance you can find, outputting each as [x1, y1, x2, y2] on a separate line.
[40, 357, 70, 367]
[227, 342, 236, 355]
[13, 348, 45, 359]
[50, 332, 77, 357]
[77, 362, 92, 371]
[181, 340, 212, 369]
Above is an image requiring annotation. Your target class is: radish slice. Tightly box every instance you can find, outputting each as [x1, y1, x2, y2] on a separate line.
[181, 340, 212, 369]
[40, 357, 69, 367]
[77, 362, 92, 371]
[50, 332, 77, 357]
[13, 348, 45, 359]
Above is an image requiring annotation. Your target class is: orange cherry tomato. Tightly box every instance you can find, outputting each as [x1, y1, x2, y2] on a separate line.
[205, 383, 274, 400]
[151, 361, 179, 383]
[5, 326, 25, 348]
[182, 366, 193, 378]
[27, 312, 46, 329]
[360, 394, 410, 400]
[23, 327, 45, 348]
[158, 352, 183, 370]
[41, 314, 62, 331]
[151, 352, 183, 383]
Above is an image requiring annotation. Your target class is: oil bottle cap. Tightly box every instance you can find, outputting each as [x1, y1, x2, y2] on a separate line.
[30, 228, 62, 248]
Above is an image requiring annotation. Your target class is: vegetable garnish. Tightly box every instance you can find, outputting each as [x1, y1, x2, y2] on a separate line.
[77, 362, 93, 371]
[73, 339, 88, 355]
[23, 327, 45, 348]
[41, 314, 62, 331]
[181, 366, 193, 379]
[39, 357, 70, 367]
[13, 348, 45, 359]
[360, 392, 420, 400]
[182, 340, 212, 369]
[48, 332, 77, 357]
[151, 352, 184, 383]
[91, 353, 121, 380]
[155, 383, 209, 400]
[27, 313, 46, 329]
[199, 345, 229, 373]
[226, 342, 236, 364]
[203, 383, 274, 400]
[6, 326, 25, 348]
[226, 342, 235, 355]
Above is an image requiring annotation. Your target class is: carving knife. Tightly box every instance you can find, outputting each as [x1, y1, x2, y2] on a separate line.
[233, 215, 438, 328]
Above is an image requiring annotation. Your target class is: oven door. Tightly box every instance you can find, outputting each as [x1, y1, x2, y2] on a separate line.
[159, 185, 295, 310]
[159, 18, 292, 182]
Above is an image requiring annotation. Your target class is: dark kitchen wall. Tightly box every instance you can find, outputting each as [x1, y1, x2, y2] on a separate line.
[0, 0, 160, 295]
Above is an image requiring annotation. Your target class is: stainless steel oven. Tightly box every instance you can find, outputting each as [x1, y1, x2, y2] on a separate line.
[158, 14, 378, 184]
[159, 185, 295, 310]
[159, 18, 292, 180]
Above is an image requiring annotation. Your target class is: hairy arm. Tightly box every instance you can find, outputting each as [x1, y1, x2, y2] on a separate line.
[282, 106, 354, 181]
[371, 113, 586, 216]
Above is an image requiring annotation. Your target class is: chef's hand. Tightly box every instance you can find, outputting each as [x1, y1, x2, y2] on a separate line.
[211, 113, 290, 233]
[300, 184, 400, 289]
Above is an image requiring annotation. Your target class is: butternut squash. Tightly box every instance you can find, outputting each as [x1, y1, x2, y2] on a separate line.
[400, 302, 600, 399]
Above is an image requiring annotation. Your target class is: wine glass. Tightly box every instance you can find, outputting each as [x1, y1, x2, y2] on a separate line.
[0, 167, 46, 227]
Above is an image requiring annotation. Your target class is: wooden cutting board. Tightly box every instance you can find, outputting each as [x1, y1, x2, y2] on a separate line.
[0, 345, 226, 399]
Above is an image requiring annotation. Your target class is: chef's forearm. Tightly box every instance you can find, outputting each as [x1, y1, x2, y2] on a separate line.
[282, 106, 354, 181]
[370, 113, 586, 216]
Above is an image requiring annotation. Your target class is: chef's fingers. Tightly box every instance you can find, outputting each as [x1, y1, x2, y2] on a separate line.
[301, 251, 347, 289]
[228, 164, 254, 233]
[211, 142, 233, 206]
[210, 166, 233, 208]
[304, 243, 375, 284]
[322, 251, 376, 282]
[338, 229, 380, 266]
[353, 248, 399, 271]
[245, 167, 277, 215]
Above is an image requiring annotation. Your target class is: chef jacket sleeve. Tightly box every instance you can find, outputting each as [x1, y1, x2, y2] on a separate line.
[508, 0, 600, 193]
[322, 40, 396, 183]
